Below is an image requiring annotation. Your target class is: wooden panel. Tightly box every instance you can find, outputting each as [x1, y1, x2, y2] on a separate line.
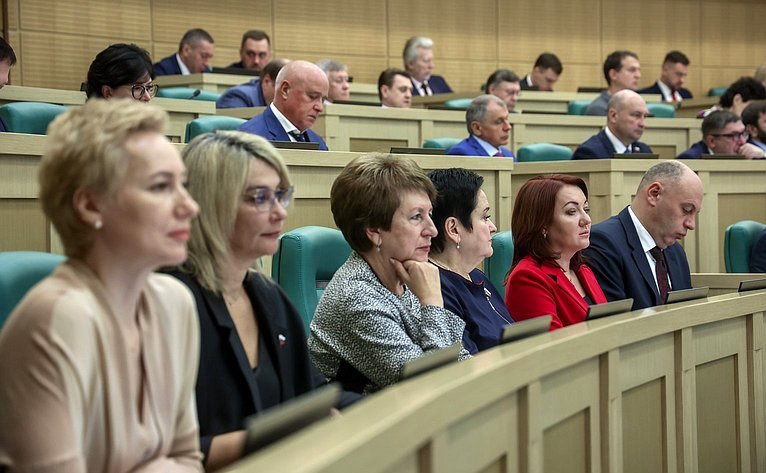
[431, 60, 502, 94]
[700, 2, 766, 67]
[19, 0, 151, 39]
[701, 67, 759, 95]
[274, 53, 389, 85]
[276, 1, 386, 57]
[0, 199, 48, 251]
[622, 379, 666, 473]
[717, 194, 766, 271]
[696, 356, 741, 473]
[543, 410, 590, 473]
[500, 0, 601, 64]
[387, 0, 498, 62]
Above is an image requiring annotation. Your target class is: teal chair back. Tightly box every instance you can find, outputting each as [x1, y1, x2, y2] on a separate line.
[0, 251, 67, 329]
[156, 87, 221, 102]
[0, 102, 68, 134]
[708, 86, 727, 97]
[272, 226, 352, 333]
[485, 231, 514, 293]
[517, 143, 573, 162]
[568, 99, 592, 115]
[442, 98, 472, 110]
[724, 220, 766, 272]
[423, 137, 461, 149]
[647, 102, 676, 118]
[185, 115, 246, 142]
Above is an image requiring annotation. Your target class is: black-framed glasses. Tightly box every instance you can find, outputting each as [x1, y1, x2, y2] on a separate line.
[242, 186, 294, 212]
[711, 131, 749, 141]
[121, 83, 159, 100]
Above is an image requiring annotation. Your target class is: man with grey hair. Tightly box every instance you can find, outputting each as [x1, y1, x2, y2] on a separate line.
[677, 109, 764, 159]
[238, 60, 329, 150]
[485, 69, 521, 112]
[403, 36, 452, 96]
[584, 160, 703, 310]
[153, 28, 214, 76]
[573, 89, 653, 159]
[446, 94, 514, 159]
[317, 59, 350, 103]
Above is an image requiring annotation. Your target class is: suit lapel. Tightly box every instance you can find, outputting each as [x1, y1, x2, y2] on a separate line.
[598, 129, 617, 155]
[618, 209, 661, 304]
[264, 107, 289, 142]
[541, 263, 589, 313]
[467, 136, 489, 156]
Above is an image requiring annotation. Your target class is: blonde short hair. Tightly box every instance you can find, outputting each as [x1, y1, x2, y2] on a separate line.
[39, 99, 167, 259]
[181, 131, 291, 293]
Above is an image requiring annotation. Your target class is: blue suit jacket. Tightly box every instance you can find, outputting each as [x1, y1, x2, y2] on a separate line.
[583, 206, 692, 310]
[638, 81, 693, 100]
[238, 106, 328, 150]
[750, 228, 766, 272]
[572, 129, 653, 159]
[676, 141, 709, 159]
[411, 74, 452, 96]
[446, 135, 515, 160]
[216, 78, 266, 108]
[153, 54, 212, 76]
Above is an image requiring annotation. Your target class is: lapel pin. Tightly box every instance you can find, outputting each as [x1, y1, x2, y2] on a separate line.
[278, 334, 286, 347]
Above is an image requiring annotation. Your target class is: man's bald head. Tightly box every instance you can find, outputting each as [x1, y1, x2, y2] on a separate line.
[607, 89, 649, 146]
[274, 60, 329, 132]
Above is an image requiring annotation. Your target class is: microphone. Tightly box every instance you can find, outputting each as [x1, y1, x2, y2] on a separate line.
[187, 89, 201, 100]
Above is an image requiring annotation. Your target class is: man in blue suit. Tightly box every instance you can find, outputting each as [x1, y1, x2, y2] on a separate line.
[217, 59, 288, 109]
[676, 110, 764, 159]
[584, 160, 704, 310]
[573, 90, 653, 159]
[403, 36, 452, 96]
[638, 51, 693, 102]
[153, 28, 214, 76]
[238, 60, 329, 150]
[447, 95, 515, 160]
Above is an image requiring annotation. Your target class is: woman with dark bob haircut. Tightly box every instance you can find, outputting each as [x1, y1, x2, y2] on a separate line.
[505, 174, 607, 330]
[308, 153, 469, 394]
[86, 43, 157, 101]
[427, 168, 514, 354]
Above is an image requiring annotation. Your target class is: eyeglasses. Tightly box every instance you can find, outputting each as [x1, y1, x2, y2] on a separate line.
[242, 186, 294, 212]
[711, 131, 749, 141]
[121, 83, 159, 100]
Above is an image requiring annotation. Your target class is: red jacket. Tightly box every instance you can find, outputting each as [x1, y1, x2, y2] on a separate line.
[505, 256, 607, 330]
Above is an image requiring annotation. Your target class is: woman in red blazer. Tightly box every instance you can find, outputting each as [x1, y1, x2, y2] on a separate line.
[505, 174, 607, 330]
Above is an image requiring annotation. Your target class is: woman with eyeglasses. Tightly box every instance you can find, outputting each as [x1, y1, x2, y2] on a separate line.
[168, 131, 356, 471]
[86, 43, 158, 102]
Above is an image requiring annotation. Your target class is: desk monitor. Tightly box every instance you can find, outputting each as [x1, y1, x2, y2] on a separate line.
[390, 146, 447, 155]
[499, 315, 552, 344]
[586, 298, 634, 321]
[243, 383, 340, 455]
[270, 141, 321, 151]
[611, 153, 659, 160]
[399, 343, 462, 381]
[699, 154, 746, 160]
[738, 278, 766, 293]
[665, 286, 709, 304]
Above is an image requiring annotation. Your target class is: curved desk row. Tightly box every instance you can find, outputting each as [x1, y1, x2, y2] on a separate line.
[226, 290, 766, 473]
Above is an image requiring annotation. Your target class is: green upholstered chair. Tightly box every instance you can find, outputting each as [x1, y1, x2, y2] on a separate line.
[0, 251, 67, 329]
[708, 86, 727, 97]
[567, 99, 592, 115]
[724, 220, 766, 273]
[647, 102, 676, 118]
[423, 137, 461, 149]
[484, 231, 513, 293]
[442, 98, 472, 110]
[271, 226, 352, 333]
[517, 143, 573, 162]
[156, 87, 221, 102]
[184, 115, 247, 142]
[0, 102, 68, 135]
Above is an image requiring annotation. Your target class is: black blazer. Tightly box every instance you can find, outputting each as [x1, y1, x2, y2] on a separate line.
[638, 81, 693, 100]
[572, 129, 653, 160]
[169, 270, 358, 459]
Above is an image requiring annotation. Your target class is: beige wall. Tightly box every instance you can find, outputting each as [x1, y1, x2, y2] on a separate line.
[3, 0, 765, 96]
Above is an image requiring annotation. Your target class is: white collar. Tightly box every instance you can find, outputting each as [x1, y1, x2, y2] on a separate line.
[472, 135, 501, 156]
[175, 53, 191, 75]
[628, 205, 659, 253]
[604, 126, 629, 153]
[525, 75, 534, 88]
[269, 103, 301, 137]
[657, 80, 677, 101]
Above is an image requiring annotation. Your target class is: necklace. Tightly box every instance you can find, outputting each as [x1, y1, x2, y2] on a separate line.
[223, 286, 244, 306]
[483, 286, 513, 325]
[429, 258, 472, 282]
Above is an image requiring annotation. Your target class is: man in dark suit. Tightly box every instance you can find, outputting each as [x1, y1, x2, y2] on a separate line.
[584, 161, 704, 310]
[573, 90, 652, 159]
[638, 51, 693, 102]
[238, 60, 329, 150]
[447, 95, 515, 160]
[153, 28, 215, 76]
[676, 110, 763, 159]
[226, 30, 271, 73]
[403, 36, 452, 96]
[520, 53, 562, 91]
[216, 58, 288, 109]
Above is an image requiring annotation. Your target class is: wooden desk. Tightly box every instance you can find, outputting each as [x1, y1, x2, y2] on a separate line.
[511, 159, 766, 272]
[676, 96, 718, 118]
[227, 290, 766, 473]
[347, 82, 380, 104]
[0, 85, 85, 106]
[155, 73, 253, 94]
